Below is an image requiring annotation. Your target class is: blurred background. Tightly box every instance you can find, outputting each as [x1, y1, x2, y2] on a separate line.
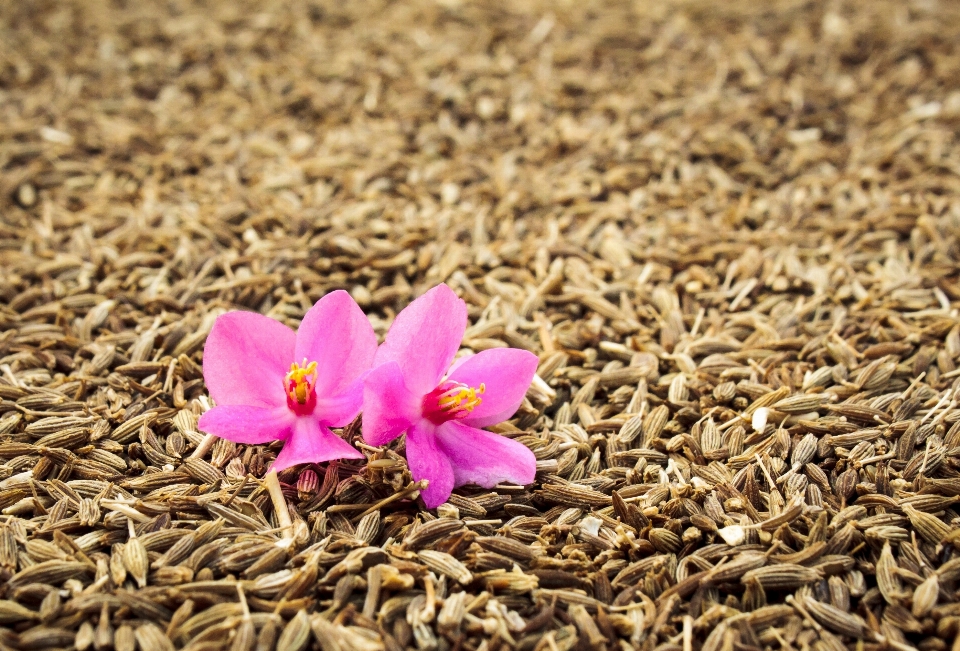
[2, 0, 959, 263]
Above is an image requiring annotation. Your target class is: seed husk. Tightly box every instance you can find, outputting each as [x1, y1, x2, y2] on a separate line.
[741, 564, 822, 589]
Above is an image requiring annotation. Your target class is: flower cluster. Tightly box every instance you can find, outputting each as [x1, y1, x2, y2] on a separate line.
[198, 284, 538, 508]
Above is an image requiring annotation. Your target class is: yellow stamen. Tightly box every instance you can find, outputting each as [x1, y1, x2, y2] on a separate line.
[285, 359, 318, 405]
[438, 382, 485, 414]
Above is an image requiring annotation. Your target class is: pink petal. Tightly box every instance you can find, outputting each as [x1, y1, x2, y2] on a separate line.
[436, 421, 536, 489]
[314, 377, 365, 428]
[271, 417, 364, 472]
[361, 361, 420, 447]
[202, 311, 296, 409]
[295, 290, 378, 397]
[374, 284, 467, 395]
[445, 353, 473, 377]
[198, 405, 294, 444]
[447, 348, 539, 428]
[406, 421, 455, 509]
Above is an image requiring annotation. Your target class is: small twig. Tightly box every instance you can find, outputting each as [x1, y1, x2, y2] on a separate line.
[264, 470, 293, 542]
[785, 594, 823, 633]
[855, 451, 895, 468]
[689, 308, 705, 338]
[223, 474, 248, 508]
[901, 371, 927, 399]
[920, 386, 954, 425]
[237, 583, 250, 618]
[934, 397, 957, 426]
[771, 629, 797, 651]
[0, 364, 23, 388]
[162, 358, 178, 394]
[754, 453, 777, 490]
[351, 480, 429, 522]
[257, 524, 297, 536]
[190, 433, 218, 460]
[918, 438, 932, 478]
[100, 500, 153, 523]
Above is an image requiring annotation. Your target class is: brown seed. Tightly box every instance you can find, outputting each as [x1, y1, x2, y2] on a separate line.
[539, 483, 613, 508]
[418, 550, 472, 585]
[706, 552, 766, 584]
[134, 624, 176, 651]
[8, 560, 90, 587]
[16, 626, 76, 650]
[276, 611, 310, 651]
[76, 621, 95, 651]
[803, 596, 867, 638]
[912, 573, 939, 618]
[742, 578, 766, 611]
[256, 617, 279, 651]
[714, 382, 737, 403]
[94, 603, 113, 651]
[354, 511, 381, 544]
[475, 535, 540, 562]
[115, 625, 136, 651]
[642, 405, 670, 446]
[834, 468, 858, 503]
[151, 532, 196, 569]
[0, 599, 39, 624]
[828, 575, 850, 611]
[122, 537, 149, 588]
[649, 528, 682, 553]
[877, 542, 905, 605]
[402, 518, 464, 550]
[241, 546, 288, 579]
[741, 564, 821, 589]
[904, 506, 951, 545]
[39, 589, 61, 623]
[437, 591, 468, 634]
[773, 395, 826, 415]
[690, 513, 717, 533]
[617, 415, 644, 443]
[231, 618, 256, 651]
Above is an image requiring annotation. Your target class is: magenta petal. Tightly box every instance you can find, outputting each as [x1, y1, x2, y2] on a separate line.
[361, 361, 419, 447]
[406, 421, 455, 509]
[447, 348, 539, 428]
[294, 290, 378, 397]
[271, 418, 364, 472]
[314, 377, 365, 428]
[436, 421, 536, 489]
[202, 311, 295, 408]
[374, 284, 467, 395]
[198, 405, 294, 444]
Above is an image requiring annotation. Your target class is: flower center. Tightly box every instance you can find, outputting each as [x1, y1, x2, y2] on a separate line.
[285, 359, 318, 406]
[422, 380, 485, 424]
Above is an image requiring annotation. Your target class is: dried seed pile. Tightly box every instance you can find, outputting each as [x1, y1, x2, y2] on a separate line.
[2, 1, 960, 650]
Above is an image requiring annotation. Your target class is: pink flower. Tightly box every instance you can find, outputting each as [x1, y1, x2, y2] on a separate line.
[362, 284, 539, 508]
[198, 290, 376, 472]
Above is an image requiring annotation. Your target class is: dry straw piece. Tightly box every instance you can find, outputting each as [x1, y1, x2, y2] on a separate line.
[2, 0, 960, 650]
